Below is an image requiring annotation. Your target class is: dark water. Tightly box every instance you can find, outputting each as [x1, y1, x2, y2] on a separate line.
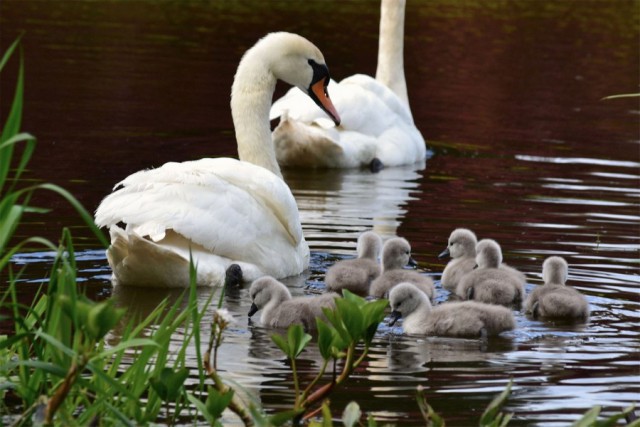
[1, 0, 639, 425]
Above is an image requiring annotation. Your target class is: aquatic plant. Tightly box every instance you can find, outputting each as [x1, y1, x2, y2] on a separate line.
[267, 291, 388, 423]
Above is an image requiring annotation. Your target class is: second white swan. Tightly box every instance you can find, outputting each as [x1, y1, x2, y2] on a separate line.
[269, 0, 426, 170]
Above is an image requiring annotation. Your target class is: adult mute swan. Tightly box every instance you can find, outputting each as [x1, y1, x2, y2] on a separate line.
[269, 0, 426, 170]
[94, 32, 340, 288]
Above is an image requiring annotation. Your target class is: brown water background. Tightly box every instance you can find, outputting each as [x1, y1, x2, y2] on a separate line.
[1, 0, 639, 425]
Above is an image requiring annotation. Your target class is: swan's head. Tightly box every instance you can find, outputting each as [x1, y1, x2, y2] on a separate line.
[357, 231, 383, 260]
[439, 228, 478, 259]
[475, 239, 503, 269]
[388, 282, 430, 326]
[542, 256, 568, 285]
[248, 276, 291, 317]
[382, 237, 413, 270]
[259, 32, 340, 125]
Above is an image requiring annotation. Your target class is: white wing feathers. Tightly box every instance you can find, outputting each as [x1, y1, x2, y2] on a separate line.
[95, 158, 304, 266]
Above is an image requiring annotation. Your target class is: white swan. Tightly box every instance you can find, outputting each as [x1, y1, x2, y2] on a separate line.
[94, 32, 341, 288]
[269, 0, 426, 170]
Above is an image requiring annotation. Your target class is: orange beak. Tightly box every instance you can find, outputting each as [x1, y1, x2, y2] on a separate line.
[310, 79, 341, 126]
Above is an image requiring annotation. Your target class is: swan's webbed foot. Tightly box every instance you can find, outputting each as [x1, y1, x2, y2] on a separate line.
[369, 158, 384, 173]
[224, 264, 243, 287]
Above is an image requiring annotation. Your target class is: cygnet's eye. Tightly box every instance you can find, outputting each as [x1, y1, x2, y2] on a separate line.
[405, 250, 410, 255]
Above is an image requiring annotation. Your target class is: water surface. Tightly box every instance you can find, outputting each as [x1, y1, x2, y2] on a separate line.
[1, 0, 639, 425]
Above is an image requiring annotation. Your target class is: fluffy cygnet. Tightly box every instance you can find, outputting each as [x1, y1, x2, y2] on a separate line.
[249, 276, 339, 330]
[388, 282, 515, 338]
[456, 239, 525, 307]
[524, 256, 589, 321]
[438, 228, 478, 291]
[325, 231, 382, 296]
[369, 237, 434, 299]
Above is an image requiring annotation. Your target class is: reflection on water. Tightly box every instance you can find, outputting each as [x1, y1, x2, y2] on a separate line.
[284, 161, 426, 248]
[2, 0, 639, 425]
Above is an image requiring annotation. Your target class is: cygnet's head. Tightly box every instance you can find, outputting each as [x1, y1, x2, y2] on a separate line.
[357, 231, 383, 260]
[248, 276, 291, 317]
[475, 239, 503, 269]
[439, 228, 478, 259]
[388, 282, 431, 326]
[542, 256, 569, 285]
[382, 237, 414, 270]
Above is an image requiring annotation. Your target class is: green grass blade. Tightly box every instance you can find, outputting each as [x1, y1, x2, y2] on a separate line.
[0, 35, 22, 72]
[0, 47, 25, 193]
[35, 183, 109, 247]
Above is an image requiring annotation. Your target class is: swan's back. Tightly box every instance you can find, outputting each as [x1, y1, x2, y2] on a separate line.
[426, 301, 515, 338]
[370, 269, 434, 299]
[95, 158, 309, 286]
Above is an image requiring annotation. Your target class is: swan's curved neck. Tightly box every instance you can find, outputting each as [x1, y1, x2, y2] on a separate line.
[375, 0, 410, 112]
[231, 50, 283, 179]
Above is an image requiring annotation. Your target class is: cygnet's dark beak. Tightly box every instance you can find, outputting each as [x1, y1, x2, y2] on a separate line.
[473, 264, 479, 270]
[438, 248, 450, 259]
[408, 257, 418, 268]
[248, 303, 259, 318]
[388, 310, 402, 326]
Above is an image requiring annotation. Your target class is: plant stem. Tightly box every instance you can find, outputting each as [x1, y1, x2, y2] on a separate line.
[44, 355, 86, 425]
[300, 358, 329, 403]
[291, 357, 300, 408]
[207, 367, 254, 427]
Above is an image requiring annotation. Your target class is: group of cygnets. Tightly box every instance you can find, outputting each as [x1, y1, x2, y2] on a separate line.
[247, 228, 590, 339]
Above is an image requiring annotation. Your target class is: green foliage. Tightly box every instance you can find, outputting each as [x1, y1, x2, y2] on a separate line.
[271, 324, 312, 360]
[342, 401, 362, 427]
[417, 386, 445, 427]
[480, 380, 513, 427]
[571, 404, 639, 427]
[268, 291, 388, 422]
[150, 367, 190, 402]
